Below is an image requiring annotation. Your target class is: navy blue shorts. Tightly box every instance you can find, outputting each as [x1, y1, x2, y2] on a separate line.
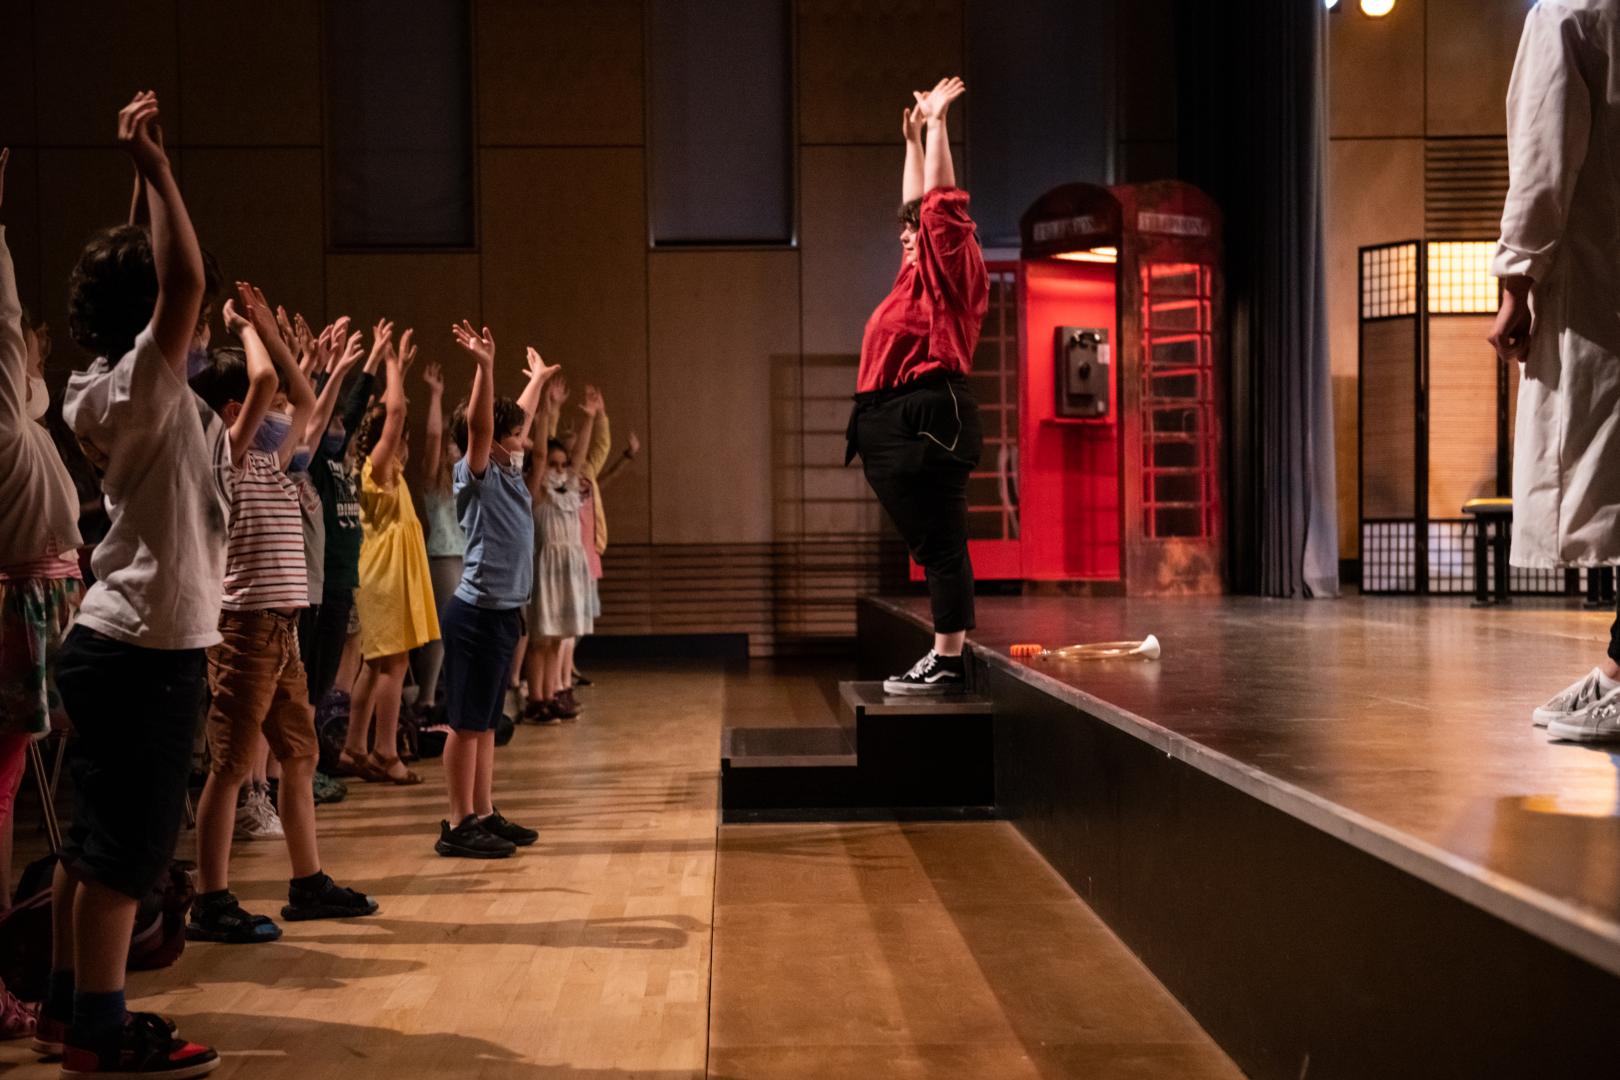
[440, 596, 523, 733]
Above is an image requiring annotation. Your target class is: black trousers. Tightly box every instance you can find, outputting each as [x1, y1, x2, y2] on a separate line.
[848, 374, 983, 635]
[302, 584, 353, 702]
[56, 627, 204, 899]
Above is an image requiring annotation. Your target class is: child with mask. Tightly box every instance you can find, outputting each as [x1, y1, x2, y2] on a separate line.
[435, 324, 552, 858]
[185, 282, 378, 945]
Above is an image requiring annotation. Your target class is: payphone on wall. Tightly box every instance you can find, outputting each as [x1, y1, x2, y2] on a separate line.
[1056, 326, 1111, 419]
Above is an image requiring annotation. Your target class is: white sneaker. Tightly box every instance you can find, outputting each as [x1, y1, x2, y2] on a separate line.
[1547, 685, 1620, 743]
[234, 785, 285, 841]
[1532, 668, 1619, 728]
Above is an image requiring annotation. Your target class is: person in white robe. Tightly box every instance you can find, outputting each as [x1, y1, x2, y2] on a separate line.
[1491, 0, 1620, 740]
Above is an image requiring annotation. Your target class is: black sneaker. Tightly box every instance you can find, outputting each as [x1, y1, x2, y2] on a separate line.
[481, 808, 538, 847]
[282, 873, 380, 922]
[435, 815, 516, 859]
[185, 891, 282, 944]
[882, 650, 966, 695]
[61, 1011, 217, 1078]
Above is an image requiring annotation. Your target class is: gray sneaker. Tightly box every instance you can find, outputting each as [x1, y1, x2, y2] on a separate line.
[1547, 685, 1620, 743]
[1533, 668, 1617, 728]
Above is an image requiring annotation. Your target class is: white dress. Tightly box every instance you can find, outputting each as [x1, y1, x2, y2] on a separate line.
[1495, 0, 1620, 568]
[529, 473, 594, 638]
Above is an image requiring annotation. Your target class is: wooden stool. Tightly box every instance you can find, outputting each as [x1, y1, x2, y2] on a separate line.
[1462, 498, 1513, 607]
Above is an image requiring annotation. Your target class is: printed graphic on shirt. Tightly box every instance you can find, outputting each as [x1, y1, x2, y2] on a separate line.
[324, 457, 362, 532]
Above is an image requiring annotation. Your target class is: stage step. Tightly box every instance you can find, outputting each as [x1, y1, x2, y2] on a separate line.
[720, 682, 996, 822]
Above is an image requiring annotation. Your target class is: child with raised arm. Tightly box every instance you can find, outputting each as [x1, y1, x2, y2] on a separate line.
[185, 283, 378, 945]
[410, 359, 465, 715]
[49, 91, 220, 1078]
[342, 328, 439, 784]
[435, 324, 550, 858]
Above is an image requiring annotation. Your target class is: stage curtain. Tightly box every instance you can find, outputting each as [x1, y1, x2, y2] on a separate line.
[1171, 0, 1339, 597]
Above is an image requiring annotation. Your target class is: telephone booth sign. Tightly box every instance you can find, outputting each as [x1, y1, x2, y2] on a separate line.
[1017, 181, 1225, 595]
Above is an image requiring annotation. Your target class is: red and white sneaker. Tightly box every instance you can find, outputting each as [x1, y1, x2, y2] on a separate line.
[31, 1011, 66, 1055]
[60, 1012, 216, 1078]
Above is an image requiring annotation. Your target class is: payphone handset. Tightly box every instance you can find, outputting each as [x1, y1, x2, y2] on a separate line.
[1055, 326, 1110, 419]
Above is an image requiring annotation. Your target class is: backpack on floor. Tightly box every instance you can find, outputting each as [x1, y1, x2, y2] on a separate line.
[127, 861, 196, 972]
[315, 689, 352, 775]
[494, 711, 515, 748]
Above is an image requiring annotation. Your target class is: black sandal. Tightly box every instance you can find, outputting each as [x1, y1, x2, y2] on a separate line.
[185, 892, 283, 944]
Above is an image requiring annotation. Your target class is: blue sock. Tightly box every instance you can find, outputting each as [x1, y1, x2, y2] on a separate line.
[71, 989, 126, 1041]
[45, 969, 74, 1021]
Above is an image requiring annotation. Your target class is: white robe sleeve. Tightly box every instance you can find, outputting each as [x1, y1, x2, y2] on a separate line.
[1494, 2, 1593, 283]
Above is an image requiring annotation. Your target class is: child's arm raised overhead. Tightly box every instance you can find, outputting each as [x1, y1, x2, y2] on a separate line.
[119, 92, 205, 377]
[514, 345, 561, 448]
[222, 297, 278, 469]
[419, 359, 445, 491]
[370, 328, 414, 487]
[451, 320, 497, 476]
[303, 328, 362, 455]
[596, 431, 641, 490]
[571, 385, 601, 473]
[239, 282, 317, 469]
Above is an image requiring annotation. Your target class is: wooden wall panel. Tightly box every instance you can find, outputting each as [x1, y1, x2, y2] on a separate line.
[477, 0, 644, 146]
[1425, 0, 1523, 138]
[800, 146, 902, 356]
[0, 0, 37, 146]
[35, 2, 181, 146]
[480, 147, 650, 543]
[177, 0, 322, 147]
[35, 149, 135, 369]
[1327, 138, 1423, 556]
[798, 0, 964, 145]
[647, 250, 799, 545]
[1428, 315, 1499, 515]
[181, 149, 326, 328]
[1329, 0, 1424, 139]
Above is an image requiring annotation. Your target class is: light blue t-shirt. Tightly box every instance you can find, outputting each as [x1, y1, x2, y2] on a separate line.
[452, 456, 534, 609]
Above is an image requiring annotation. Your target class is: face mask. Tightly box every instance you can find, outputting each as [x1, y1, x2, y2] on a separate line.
[321, 425, 345, 456]
[288, 450, 312, 473]
[25, 374, 48, 422]
[506, 450, 525, 473]
[252, 410, 294, 454]
[186, 346, 210, 379]
[547, 469, 568, 490]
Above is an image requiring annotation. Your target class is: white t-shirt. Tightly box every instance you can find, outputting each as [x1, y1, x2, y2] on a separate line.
[0, 225, 81, 569]
[65, 327, 232, 649]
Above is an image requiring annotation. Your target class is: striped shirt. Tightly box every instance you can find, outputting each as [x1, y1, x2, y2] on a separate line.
[222, 449, 310, 611]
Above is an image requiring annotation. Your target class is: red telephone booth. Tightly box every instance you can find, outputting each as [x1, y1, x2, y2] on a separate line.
[1014, 181, 1225, 594]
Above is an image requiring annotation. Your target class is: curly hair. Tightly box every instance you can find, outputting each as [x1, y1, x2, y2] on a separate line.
[450, 395, 527, 454]
[354, 402, 388, 458]
[898, 197, 922, 230]
[68, 226, 224, 361]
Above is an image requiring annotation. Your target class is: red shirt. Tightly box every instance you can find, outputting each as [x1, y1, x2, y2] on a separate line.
[856, 186, 989, 393]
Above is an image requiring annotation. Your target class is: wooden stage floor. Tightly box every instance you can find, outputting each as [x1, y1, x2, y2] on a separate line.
[880, 591, 1620, 977]
[1, 660, 1238, 1079]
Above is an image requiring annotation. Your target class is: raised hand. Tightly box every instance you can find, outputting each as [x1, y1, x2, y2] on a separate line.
[116, 91, 169, 178]
[901, 103, 924, 144]
[236, 281, 280, 343]
[276, 305, 297, 347]
[422, 360, 444, 395]
[525, 345, 560, 385]
[913, 76, 965, 121]
[451, 320, 496, 367]
[580, 384, 604, 416]
[222, 297, 250, 336]
[627, 431, 641, 457]
[337, 330, 364, 371]
[396, 328, 418, 373]
[545, 372, 570, 407]
[367, 318, 394, 371]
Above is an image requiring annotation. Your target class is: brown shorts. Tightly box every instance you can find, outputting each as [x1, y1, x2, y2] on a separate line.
[206, 609, 319, 775]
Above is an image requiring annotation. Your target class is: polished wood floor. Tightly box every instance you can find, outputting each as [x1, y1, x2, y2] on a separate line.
[1, 661, 1238, 1079]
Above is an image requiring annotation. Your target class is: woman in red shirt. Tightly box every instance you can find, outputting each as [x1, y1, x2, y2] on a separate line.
[846, 76, 989, 695]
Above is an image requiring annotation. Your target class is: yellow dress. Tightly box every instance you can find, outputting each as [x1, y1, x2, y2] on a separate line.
[356, 457, 440, 659]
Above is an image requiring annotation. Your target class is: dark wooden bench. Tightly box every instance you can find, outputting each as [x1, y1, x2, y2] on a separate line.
[1462, 497, 1513, 606]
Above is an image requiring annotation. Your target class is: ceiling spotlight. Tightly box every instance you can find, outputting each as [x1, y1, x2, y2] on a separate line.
[1361, 0, 1396, 15]
[1325, 0, 1340, 8]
